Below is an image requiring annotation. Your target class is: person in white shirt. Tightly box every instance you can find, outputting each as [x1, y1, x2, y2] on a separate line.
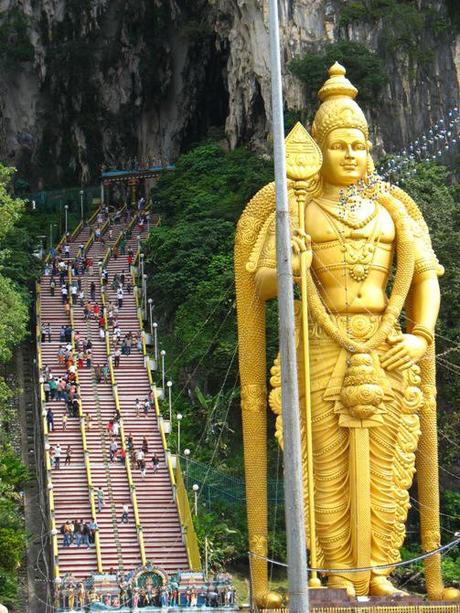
[116, 287, 124, 309]
[54, 444, 62, 469]
[121, 503, 129, 523]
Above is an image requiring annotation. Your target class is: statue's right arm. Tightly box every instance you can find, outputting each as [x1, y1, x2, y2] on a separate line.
[254, 266, 277, 301]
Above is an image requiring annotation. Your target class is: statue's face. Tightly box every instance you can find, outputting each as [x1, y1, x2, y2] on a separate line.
[321, 128, 368, 186]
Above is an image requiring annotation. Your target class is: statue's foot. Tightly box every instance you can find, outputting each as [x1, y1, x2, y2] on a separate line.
[369, 576, 408, 597]
[328, 576, 356, 597]
[255, 590, 283, 609]
[438, 587, 460, 601]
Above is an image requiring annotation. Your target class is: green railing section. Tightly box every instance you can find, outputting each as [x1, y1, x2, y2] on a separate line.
[23, 185, 101, 210]
[180, 456, 284, 507]
[26, 186, 101, 249]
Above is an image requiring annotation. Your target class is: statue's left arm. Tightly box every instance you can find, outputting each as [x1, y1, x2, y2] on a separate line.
[381, 235, 440, 371]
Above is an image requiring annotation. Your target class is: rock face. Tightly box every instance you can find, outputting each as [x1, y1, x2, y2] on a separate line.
[0, 0, 458, 187]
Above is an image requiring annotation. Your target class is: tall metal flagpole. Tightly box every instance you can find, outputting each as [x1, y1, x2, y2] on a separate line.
[268, 1, 309, 610]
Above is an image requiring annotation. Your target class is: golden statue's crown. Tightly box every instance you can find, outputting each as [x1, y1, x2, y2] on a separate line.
[312, 62, 368, 147]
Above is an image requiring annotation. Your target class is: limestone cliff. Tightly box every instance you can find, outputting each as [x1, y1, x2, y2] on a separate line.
[0, 0, 458, 187]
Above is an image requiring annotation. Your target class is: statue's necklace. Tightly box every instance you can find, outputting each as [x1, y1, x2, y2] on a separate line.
[316, 197, 378, 229]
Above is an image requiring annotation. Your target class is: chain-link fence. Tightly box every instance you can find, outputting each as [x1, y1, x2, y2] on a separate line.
[180, 456, 284, 508]
[23, 185, 100, 214]
[21, 186, 101, 248]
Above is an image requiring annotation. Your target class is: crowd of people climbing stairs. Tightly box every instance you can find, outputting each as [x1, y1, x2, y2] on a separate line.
[41, 201, 165, 546]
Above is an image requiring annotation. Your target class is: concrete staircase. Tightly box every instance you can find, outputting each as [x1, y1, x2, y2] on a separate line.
[38, 213, 190, 581]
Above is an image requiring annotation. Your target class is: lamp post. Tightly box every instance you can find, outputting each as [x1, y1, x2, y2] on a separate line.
[184, 448, 190, 489]
[148, 298, 154, 337]
[64, 204, 69, 235]
[268, 0, 309, 607]
[143, 274, 148, 320]
[49, 223, 57, 250]
[177, 413, 183, 455]
[153, 322, 158, 366]
[161, 350, 166, 390]
[192, 484, 199, 516]
[167, 380, 173, 425]
[37, 235, 46, 259]
[140, 252, 145, 282]
[80, 189, 84, 223]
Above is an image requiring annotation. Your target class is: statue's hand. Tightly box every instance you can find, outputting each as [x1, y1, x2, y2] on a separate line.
[381, 333, 428, 371]
[291, 229, 312, 276]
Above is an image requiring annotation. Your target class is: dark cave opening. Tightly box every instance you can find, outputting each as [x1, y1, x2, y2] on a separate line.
[180, 36, 230, 151]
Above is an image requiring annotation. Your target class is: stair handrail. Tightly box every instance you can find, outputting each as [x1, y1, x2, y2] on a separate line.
[84, 216, 110, 255]
[99, 205, 130, 270]
[130, 246, 202, 572]
[68, 267, 104, 573]
[35, 282, 60, 579]
[99, 260, 147, 567]
[174, 454, 202, 571]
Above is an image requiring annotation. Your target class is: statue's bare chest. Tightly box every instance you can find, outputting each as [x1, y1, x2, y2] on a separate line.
[305, 199, 395, 284]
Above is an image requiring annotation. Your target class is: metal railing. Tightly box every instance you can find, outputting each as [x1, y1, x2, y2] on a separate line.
[174, 454, 201, 571]
[99, 252, 147, 567]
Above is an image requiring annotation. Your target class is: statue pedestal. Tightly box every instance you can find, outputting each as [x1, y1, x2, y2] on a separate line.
[261, 589, 460, 611]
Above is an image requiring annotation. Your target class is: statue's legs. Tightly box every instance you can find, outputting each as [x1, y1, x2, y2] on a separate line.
[309, 393, 351, 565]
[305, 340, 420, 596]
[368, 382, 421, 595]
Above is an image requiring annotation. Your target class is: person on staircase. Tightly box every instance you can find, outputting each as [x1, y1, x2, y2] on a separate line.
[44, 380, 50, 403]
[74, 520, 82, 547]
[50, 276, 56, 296]
[49, 377, 57, 400]
[62, 521, 73, 547]
[61, 284, 68, 304]
[53, 444, 61, 469]
[135, 448, 144, 470]
[64, 445, 72, 465]
[90, 281, 96, 302]
[46, 407, 54, 431]
[117, 287, 124, 309]
[81, 521, 91, 549]
[94, 364, 102, 383]
[127, 432, 134, 451]
[71, 284, 78, 305]
[151, 453, 160, 474]
[120, 503, 129, 524]
[109, 439, 118, 462]
[64, 299, 70, 319]
[114, 347, 121, 368]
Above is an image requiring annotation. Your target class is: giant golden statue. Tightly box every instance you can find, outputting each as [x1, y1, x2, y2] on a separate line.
[235, 63, 460, 607]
